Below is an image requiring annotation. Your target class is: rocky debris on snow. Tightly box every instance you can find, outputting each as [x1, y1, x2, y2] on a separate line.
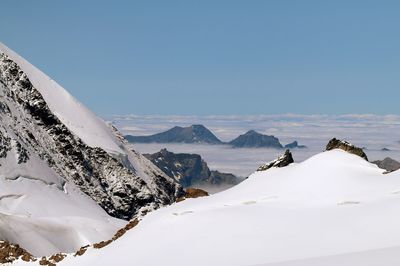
[257, 149, 294, 172]
[74, 246, 89, 257]
[38, 253, 66, 265]
[372, 157, 400, 174]
[325, 138, 368, 161]
[0, 241, 35, 263]
[93, 218, 140, 249]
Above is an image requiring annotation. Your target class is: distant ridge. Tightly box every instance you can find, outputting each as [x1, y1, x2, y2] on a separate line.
[125, 124, 222, 144]
[373, 157, 400, 173]
[228, 130, 283, 148]
[125, 126, 306, 149]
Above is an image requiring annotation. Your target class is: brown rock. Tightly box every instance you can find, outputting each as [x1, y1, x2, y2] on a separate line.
[176, 187, 209, 202]
[326, 138, 368, 161]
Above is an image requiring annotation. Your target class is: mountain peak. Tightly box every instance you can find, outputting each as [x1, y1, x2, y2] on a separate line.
[245, 129, 259, 135]
[125, 124, 222, 144]
[0, 44, 183, 222]
[229, 130, 283, 148]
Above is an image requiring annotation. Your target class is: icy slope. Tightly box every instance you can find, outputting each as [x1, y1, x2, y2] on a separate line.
[0, 43, 183, 220]
[56, 150, 400, 266]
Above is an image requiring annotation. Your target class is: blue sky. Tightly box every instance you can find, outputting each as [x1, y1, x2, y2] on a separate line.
[1, 0, 399, 115]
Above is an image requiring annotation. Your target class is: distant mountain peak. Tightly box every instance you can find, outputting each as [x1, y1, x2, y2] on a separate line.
[125, 124, 222, 144]
[246, 129, 258, 134]
[229, 130, 283, 148]
[372, 157, 400, 173]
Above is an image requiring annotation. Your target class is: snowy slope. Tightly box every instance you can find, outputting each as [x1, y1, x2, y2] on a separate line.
[0, 43, 185, 258]
[50, 150, 400, 266]
[0, 178, 125, 257]
[0, 43, 183, 221]
[0, 43, 123, 155]
[0, 133, 125, 257]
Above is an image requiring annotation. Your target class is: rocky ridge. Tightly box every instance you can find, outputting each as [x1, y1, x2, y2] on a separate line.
[125, 124, 222, 144]
[325, 138, 368, 161]
[257, 149, 294, 171]
[229, 130, 283, 148]
[144, 148, 240, 187]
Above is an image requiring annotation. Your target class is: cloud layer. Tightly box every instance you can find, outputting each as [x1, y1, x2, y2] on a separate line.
[106, 114, 400, 176]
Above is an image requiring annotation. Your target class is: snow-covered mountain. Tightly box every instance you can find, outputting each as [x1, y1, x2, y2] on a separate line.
[0, 43, 184, 255]
[36, 149, 400, 266]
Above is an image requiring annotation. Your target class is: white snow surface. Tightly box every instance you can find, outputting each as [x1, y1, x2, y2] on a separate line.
[0, 144, 125, 257]
[41, 150, 400, 266]
[0, 42, 124, 155]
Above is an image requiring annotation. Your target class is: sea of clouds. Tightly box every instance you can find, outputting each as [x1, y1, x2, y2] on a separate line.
[105, 114, 400, 177]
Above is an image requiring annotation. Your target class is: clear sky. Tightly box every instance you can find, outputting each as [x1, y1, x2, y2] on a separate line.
[1, 0, 399, 115]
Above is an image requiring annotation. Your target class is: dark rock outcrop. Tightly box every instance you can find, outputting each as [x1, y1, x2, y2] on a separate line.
[144, 148, 240, 187]
[125, 125, 222, 144]
[325, 138, 368, 161]
[372, 157, 400, 173]
[176, 188, 209, 202]
[284, 141, 307, 149]
[229, 130, 283, 149]
[257, 149, 294, 171]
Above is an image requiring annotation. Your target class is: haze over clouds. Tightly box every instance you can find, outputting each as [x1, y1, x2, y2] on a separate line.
[106, 114, 400, 176]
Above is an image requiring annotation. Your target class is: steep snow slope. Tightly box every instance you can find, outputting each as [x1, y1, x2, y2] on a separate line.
[0, 43, 185, 257]
[0, 43, 122, 155]
[54, 150, 400, 266]
[0, 43, 183, 221]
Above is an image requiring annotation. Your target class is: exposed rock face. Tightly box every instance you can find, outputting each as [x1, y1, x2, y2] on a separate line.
[284, 141, 307, 149]
[372, 157, 400, 173]
[144, 149, 240, 187]
[325, 138, 368, 161]
[257, 149, 294, 171]
[0, 47, 183, 220]
[176, 188, 209, 202]
[229, 130, 283, 148]
[125, 124, 222, 144]
[0, 241, 34, 263]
